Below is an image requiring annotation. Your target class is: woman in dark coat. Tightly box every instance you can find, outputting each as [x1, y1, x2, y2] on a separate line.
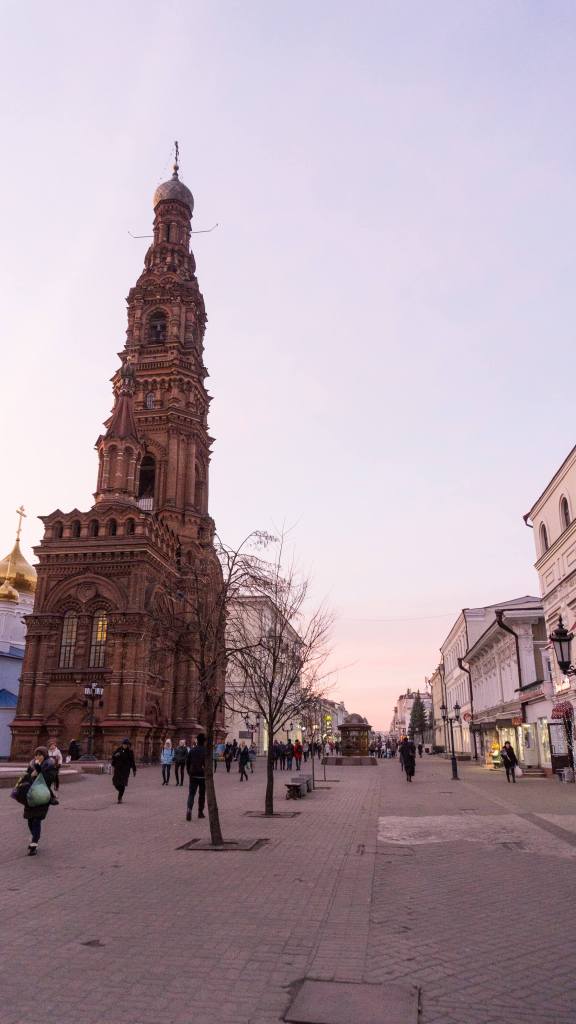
[111, 739, 137, 803]
[500, 741, 518, 783]
[399, 738, 416, 782]
[21, 746, 57, 856]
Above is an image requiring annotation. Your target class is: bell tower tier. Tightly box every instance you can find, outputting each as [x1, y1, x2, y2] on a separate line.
[117, 153, 215, 549]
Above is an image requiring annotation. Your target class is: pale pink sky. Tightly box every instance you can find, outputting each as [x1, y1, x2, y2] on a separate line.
[2, 2, 576, 729]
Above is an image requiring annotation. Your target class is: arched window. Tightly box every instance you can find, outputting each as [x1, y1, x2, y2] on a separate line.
[561, 496, 571, 531]
[194, 463, 205, 513]
[125, 518, 135, 536]
[148, 310, 167, 344]
[71, 520, 81, 538]
[53, 522, 64, 539]
[59, 611, 78, 668]
[145, 392, 155, 410]
[540, 523, 549, 554]
[89, 520, 99, 538]
[138, 454, 156, 505]
[89, 609, 108, 668]
[107, 519, 117, 537]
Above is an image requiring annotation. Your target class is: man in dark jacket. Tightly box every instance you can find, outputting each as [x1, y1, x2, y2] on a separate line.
[173, 739, 188, 786]
[186, 733, 206, 821]
[111, 739, 137, 803]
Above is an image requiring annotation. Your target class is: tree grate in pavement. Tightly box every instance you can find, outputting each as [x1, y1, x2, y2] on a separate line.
[176, 837, 270, 851]
[284, 978, 420, 1024]
[244, 810, 301, 817]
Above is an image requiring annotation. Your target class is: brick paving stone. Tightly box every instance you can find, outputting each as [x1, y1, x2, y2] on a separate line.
[3, 757, 576, 1022]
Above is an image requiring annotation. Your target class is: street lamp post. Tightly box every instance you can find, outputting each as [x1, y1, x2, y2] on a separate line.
[549, 616, 576, 774]
[440, 702, 461, 780]
[286, 720, 294, 742]
[80, 682, 104, 761]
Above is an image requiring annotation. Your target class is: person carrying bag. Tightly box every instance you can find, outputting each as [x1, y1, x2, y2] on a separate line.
[12, 746, 57, 856]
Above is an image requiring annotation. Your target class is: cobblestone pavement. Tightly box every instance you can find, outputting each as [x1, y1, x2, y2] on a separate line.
[2, 756, 576, 1023]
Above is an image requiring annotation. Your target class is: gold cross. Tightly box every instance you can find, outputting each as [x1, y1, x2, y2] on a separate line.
[15, 505, 26, 542]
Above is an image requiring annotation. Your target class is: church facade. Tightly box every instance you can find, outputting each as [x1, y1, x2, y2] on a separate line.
[10, 157, 225, 760]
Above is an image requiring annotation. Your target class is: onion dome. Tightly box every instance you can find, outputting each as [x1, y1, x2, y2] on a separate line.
[0, 538, 37, 595]
[153, 147, 193, 213]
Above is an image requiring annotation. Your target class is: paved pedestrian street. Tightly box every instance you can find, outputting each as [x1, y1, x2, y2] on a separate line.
[3, 757, 576, 1024]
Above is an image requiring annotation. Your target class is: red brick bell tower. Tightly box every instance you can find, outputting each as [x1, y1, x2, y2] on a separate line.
[10, 151, 224, 761]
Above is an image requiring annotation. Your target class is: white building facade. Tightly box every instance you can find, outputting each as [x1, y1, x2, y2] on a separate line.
[440, 598, 540, 758]
[462, 599, 549, 770]
[525, 446, 576, 772]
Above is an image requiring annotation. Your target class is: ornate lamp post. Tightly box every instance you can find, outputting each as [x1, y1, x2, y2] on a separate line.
[549, 616, 576, 774]
[440, 701, 461, 780]
[80, 682, 104, 761]
[243, 713, 261, 752]
[286, 720, 294, 741]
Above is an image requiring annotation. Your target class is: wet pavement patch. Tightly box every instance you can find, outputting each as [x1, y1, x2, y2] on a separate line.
[284, 979, 419, 1024]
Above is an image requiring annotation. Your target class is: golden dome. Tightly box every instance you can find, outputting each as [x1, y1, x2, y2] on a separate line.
[0, 539, 37, 595]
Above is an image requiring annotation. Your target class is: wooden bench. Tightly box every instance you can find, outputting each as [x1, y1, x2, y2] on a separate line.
[285, 780, 307, 799]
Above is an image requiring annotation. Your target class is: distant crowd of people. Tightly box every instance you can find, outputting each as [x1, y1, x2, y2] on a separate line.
[11, 728, 523, 856]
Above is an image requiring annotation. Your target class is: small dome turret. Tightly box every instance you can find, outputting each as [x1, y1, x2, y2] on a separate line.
[153, 144, 193, 213]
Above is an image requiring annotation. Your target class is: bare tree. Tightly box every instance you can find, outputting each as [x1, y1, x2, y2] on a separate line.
[227, 537, 333, 815]
[154, 531, 274, 846]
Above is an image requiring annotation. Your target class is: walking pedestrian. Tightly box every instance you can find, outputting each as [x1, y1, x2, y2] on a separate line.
[67, 738, 81, 761]
[231, 739, 238, 761]
[186, 733, 206, 820]
[286, 740, 294, 772]
[111, 739, 137, 803]
[293, 739, 303, 771]
[47, 738, 63, 800]
[160, 738, 174, 785]
[417, 743, 423, 758]
[399, 737, 416, 782]
[224, 743, 234, 773]
[249, 742, 257, 773]
[173, 739, 188, 786]
[500, 741, 518, 783]
[279, 743, 287, 771]
[238, 742, 250, 782]
[13, 746, 57, 856]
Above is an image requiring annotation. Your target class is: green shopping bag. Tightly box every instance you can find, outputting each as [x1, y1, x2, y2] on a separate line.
[26, 773, 52, 807]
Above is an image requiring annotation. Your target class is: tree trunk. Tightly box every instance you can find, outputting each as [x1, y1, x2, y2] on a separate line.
[205, 722, 224, 846]
[265, 742, 275, 816]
